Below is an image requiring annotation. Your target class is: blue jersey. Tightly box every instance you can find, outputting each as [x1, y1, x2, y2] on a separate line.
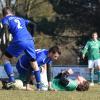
[2, 15, 32, 41]
[17, 49, 52, 70]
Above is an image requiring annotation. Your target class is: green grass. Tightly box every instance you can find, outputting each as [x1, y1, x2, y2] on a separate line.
[0, 83, 100, 100]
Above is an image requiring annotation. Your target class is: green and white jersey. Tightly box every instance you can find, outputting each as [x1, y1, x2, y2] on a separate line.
[82, 39, 100, 60]
[51, 78, 78, 91]
[51, 79, 66, 91]
[65, 79, 78, 91]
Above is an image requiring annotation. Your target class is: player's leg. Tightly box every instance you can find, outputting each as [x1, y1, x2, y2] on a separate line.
[16, 61, 34, 90]
[30, 61, 41, 90]
[24, 40, 41, 90]
[97, 67, 100, 84]
[88, 60, 94, 86]
[16, 61, 28, 83]
[10, 40, 41, 90]
[2, 41, 26, 85]
[95, 59, 100, 84]
[2, 52, 15, 83]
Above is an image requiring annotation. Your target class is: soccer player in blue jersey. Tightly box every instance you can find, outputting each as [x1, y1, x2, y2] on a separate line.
[1, 7, 41, 90]
[16, 46, 61, 90]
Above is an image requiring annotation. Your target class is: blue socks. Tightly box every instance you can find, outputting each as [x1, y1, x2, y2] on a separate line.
[97, 70, 100, 83]
[90, 69, 94, 83]
[34, 70, 41, 89]
[4, 61, 15, 82]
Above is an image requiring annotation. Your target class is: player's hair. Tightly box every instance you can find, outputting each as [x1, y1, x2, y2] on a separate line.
[90, 31, 98, 38]
[76, 81, 89, 91]
[92, 32, 98, 35]
[49, 46, 61, 55]
[2, 6, 13, 16]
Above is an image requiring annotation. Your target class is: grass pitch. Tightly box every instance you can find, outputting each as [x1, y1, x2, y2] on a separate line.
[0, 83, 100, 100]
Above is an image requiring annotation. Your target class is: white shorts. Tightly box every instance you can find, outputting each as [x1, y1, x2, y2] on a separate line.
[88, 59, 100, 69]
[33, 70, 48, 91]
[40, 70, 48, 91]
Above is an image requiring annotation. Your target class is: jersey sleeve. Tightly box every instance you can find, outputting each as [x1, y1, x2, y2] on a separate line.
[24, 19, 30, 25]
[2, 18, 9, 26]
[82, 42, 89, 56]
[65, 79, 78, 91]
[47, 63, 52, 82]
[1, 18, 9, 37]
[47, 60, 52, 65]
[99, 41, 100, 49]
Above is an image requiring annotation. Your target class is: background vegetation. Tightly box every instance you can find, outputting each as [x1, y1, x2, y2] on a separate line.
[0, 0, 100, 65]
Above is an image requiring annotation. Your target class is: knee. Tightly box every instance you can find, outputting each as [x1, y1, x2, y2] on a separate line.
[30, 61, 39, 70]
[2, 51, 13, 62]
[2, 55, 11, 63]
[98, 66, 100, 70]
[2, 55, 8, 61]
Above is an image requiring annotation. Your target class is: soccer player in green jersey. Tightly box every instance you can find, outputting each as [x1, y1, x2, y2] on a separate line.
[51, 69, 89, 91]
[82, 32, 100, 86]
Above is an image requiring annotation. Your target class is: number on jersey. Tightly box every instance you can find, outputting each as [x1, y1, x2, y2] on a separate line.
[14, 19, 22, 29]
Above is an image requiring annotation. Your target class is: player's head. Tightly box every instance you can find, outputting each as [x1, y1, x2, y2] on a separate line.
[76, 76, 89, 91]
[48, 46, 61, 60]
[91, 32, 98, 40]
[2, 7, 13, 17]
[76, 81, 89, 91]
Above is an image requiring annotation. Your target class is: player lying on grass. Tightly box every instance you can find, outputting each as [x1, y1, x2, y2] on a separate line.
[51, 68, 89, 91]
[1, 46, 61, 90]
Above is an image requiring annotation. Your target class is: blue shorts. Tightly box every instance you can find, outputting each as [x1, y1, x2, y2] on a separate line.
[16, 60, 28, 74]
[6, 40, 36, 60]
[16, 60, 42, 81]
[16, 61, 30, 81]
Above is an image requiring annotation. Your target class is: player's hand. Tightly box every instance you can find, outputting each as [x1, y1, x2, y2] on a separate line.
[41, 67, 45, 73]
[48, 86, 57, 91]
[67, 68, 74, 75]
[82, 55, 85, 59]
[26, 84, 34, 91]
[26, 87, 34, 91]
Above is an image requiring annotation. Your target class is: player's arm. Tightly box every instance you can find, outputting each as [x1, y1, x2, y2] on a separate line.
[63, 68, 74, 75]
[99, 41, 100, 51]
[0, 24, 9, 38]
[0, 23, 3, 37]
[47, 63, 52, 89]
[60, 69, 74, 88]
[28, 22, 36, 37]
[60, 68, 74, 79]
[26, 67, 34, 91]
[26, 68, 31, 89]
[40, 64, 47, 73]
[82, 42, 89, 59]
[0, 24, 9, 47]
[25, 19, 36, 37]
[1, 18, 9, 40]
